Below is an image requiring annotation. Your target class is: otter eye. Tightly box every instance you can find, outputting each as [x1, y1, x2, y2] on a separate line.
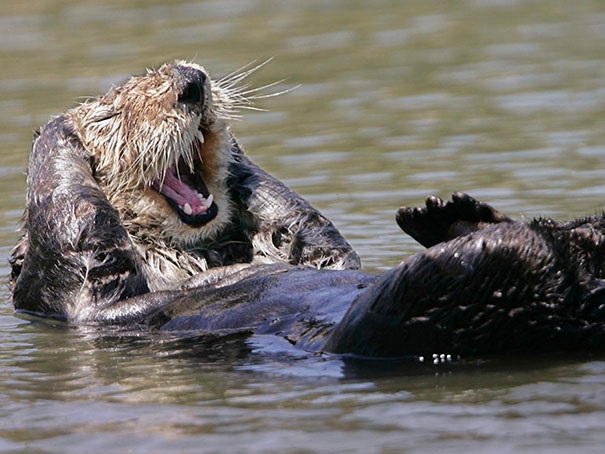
[178, 81, 203, 105]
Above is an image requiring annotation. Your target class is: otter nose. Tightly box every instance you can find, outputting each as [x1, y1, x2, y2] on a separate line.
[176, 66, 206, 106]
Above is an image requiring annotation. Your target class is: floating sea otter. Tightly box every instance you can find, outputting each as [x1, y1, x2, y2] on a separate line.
[10, 61, 605, 357]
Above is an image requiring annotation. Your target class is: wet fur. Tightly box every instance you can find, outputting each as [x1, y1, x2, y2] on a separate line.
[10, 61, 605, 357]
[10, 61, 359, 318]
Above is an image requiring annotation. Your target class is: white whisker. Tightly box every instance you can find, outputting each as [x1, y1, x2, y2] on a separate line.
[247, 85, 300, 100]
[234, 79, 286, 96]
[232, 105, 269, 112]
[214, 58, 298, 120]
[218, 57, 275, 86]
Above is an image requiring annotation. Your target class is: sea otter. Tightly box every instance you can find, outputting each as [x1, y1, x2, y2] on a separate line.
[10, 61, 605, 357]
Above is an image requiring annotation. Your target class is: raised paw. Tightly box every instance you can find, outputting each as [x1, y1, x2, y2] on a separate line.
[449, 192, 512, 224]
[396, 192, 512, 248]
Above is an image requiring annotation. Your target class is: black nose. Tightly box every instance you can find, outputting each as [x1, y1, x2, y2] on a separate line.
[176, 66, 206, 105]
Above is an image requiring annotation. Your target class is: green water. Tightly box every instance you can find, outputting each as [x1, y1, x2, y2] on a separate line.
[3, 1, 605, 452]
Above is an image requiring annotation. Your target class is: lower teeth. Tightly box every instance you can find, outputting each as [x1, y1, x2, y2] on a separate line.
[205, 194, 214, 208]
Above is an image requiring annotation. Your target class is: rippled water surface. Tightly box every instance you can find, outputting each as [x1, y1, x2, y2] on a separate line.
[3, 1, 605, 452]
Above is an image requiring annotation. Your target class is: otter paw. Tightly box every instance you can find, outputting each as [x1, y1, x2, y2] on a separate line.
[396, 192, 512, 248]
[450, 192, 511, 224]
[396, 195, 456, 248]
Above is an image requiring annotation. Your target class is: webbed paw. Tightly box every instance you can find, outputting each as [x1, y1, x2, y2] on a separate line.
[396, 192, 512, 248]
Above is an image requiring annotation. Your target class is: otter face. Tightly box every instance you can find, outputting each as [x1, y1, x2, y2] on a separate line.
[68, 61, 237, 245]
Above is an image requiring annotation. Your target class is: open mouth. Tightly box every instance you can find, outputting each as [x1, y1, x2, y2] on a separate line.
[151, 156, 218, 227]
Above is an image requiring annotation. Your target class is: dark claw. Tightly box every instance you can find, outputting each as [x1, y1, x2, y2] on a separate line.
[426, 195, 442, 209]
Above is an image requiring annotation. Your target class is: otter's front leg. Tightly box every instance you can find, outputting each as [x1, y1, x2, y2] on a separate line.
[396, 192, 512, 248]
[10, 117, 149, 322]
[229, 140, 361, 270]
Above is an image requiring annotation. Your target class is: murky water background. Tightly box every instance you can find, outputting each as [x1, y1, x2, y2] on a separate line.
[3, 0, 605, 452]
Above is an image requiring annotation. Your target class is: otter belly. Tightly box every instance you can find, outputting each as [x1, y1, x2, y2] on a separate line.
[152, 265, 378, 353]
[11, 60, 605, 360]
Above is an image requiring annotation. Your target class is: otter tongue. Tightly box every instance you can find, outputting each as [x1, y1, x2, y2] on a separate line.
[156, 167, 213, 215]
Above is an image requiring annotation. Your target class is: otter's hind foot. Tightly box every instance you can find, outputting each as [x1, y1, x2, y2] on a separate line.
[396, 192, 512, 248]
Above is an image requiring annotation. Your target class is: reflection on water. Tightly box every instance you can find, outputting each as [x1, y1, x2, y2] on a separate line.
[3, 0, 605, 452]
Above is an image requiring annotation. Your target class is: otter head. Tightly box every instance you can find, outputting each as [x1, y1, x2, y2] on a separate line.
[67, 61, 239, 245]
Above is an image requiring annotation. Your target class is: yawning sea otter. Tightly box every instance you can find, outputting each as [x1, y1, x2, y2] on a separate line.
[10, 61, 605, 357]
[10, 61, 359, 313]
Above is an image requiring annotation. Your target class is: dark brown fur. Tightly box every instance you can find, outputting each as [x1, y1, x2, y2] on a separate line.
[10, 62, 605, 358]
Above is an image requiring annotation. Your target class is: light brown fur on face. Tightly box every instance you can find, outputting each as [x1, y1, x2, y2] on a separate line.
[55, 61, 253, 290]
[12, 59, 359, 298]
[66, 61, 236, 248]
